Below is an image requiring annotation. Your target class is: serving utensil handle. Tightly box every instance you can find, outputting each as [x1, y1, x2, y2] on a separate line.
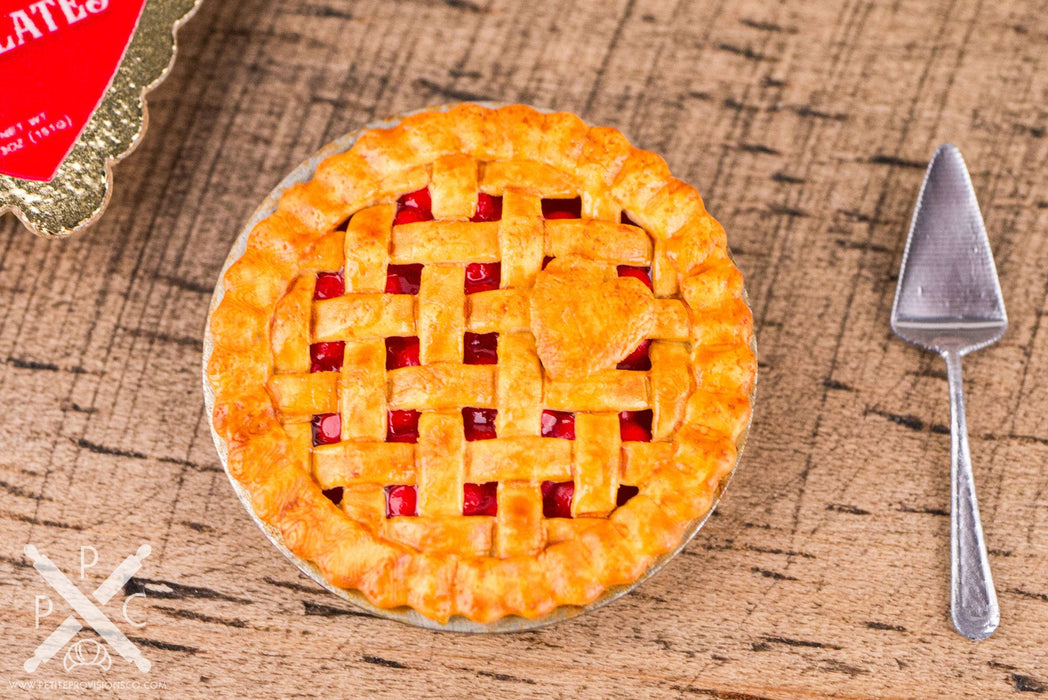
[943, 349, 1000, 641]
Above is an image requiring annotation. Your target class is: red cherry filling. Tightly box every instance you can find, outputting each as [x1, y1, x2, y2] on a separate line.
[464, 332, 498, 365]
[471, 193, 503, 222]
[398, 188, 431, 212]
[463, 482, 498, 516]
[310, 342, 345, 373]
[542, 255, 554, 269]
[616, 484, 640, 507]
[385, 264, 423, 294]
[619, 410, 653, 442]
[385, 336, 420, 370]
[322, 487, 343, 506]
[462, 407, 497, 441]
[314, 271, 345, 299]
[311, 413, 341, 445]
[541, 481, 574, 518]
[464, 262, 501, 294]
[617, 339, 652, 371]
[620, 211, 639, 226]
[394, 207, 433, 226]
[617, 265, 653, 291]
[541, 197, 582, 219]
[540, 410, 575, 439]
[394, 188, 433, 225]
[385, 485, 418, 517]
[386, 410, 420, 443]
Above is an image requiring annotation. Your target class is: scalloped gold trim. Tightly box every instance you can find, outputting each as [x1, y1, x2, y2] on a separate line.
[0, 0, 203, 238]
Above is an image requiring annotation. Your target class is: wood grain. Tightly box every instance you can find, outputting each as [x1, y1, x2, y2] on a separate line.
[2, 0, 1048, 696]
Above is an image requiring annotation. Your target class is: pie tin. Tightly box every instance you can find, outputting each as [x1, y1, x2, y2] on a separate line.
[202, 104, 757, 633]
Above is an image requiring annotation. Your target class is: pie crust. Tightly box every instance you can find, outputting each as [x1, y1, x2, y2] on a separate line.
[206, 104, 756, 624]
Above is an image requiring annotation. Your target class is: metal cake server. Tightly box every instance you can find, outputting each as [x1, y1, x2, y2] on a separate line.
[891, 143, 1005, 641]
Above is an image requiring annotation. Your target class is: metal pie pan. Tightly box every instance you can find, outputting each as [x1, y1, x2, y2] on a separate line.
[202, 103, 756, 632]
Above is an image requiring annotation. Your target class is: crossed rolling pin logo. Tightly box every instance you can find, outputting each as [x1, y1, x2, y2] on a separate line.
[24, 544, 151, 673]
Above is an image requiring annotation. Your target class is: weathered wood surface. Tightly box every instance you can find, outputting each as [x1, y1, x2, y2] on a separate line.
[2, 0, 1048, 696]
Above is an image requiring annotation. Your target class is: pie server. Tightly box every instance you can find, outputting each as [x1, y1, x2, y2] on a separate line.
[890, 143, 1005, 640]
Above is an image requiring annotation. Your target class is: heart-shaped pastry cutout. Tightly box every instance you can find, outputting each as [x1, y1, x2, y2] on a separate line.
[530, 256, 655, 380]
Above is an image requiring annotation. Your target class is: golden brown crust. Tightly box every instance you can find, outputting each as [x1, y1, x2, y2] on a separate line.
[530, 257, 655, 380]
[207, 104, 755, 623]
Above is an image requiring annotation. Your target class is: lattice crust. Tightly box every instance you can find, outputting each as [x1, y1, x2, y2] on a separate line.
[208, 104, 755, 624]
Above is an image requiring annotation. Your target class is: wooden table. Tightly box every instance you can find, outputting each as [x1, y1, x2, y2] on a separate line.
[2, 0, 1047, 696]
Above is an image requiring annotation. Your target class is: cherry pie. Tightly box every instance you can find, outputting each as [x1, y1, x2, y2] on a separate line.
[206, 104, 755, 624]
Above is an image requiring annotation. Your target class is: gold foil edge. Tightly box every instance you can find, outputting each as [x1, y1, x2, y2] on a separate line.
[0, 0, 205, 238]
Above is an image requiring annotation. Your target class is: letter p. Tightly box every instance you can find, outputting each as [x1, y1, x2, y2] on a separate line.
[34, 595, 52, 628]
[80, 545, 97, 579]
